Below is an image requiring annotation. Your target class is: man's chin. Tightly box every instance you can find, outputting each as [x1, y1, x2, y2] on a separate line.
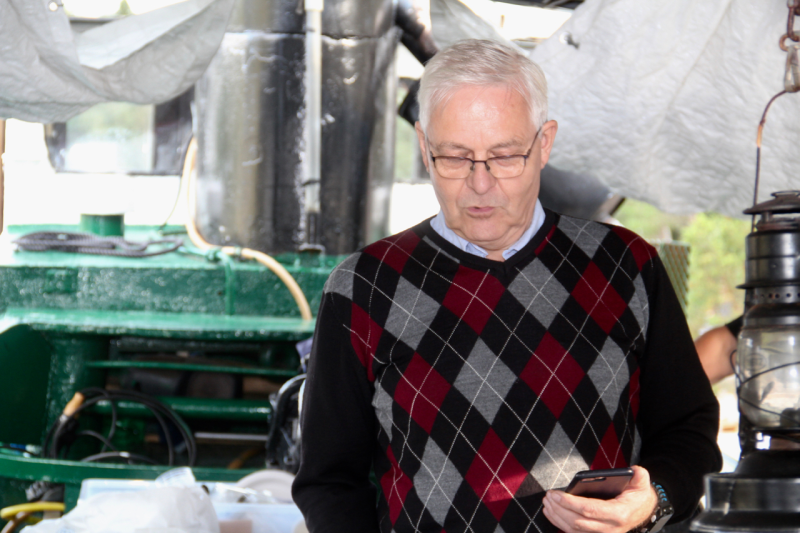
[461, 227, 506, 249]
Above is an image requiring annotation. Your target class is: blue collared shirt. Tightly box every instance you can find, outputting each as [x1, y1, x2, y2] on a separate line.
[429, 199, 546, 260]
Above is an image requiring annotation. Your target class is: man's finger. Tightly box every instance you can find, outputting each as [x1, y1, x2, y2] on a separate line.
[543, 495, 617, 533]
[542, 494, 583, 532]
[546, 490, 608, 518]
[545, 489, 645, 533]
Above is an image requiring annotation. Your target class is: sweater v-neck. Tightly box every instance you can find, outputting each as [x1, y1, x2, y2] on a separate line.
[418, 208, 558, 280]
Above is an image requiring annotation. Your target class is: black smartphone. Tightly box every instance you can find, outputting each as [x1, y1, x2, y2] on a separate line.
[564, 468, 634, 500]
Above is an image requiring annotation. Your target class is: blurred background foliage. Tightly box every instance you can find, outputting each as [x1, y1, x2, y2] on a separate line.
[614, 198, 749, 339]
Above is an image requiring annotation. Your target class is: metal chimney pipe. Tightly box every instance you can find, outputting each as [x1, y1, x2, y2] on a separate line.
[302, 0, 324, 251]
[194, 0, 398, 255]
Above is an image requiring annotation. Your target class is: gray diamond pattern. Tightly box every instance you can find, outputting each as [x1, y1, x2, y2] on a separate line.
[531, 424, 590, 490]
[323, 253, 360, 299]
[383, 277, 441, 353]
[588, 338, 629, 419]
[413, 438, 465, 526]
[630, 273, 649, 333]
[557, 217, 602, 261]
[508, 260, 570, 329]
[373, 384, 395, 438]
[453, 339, 516, 424]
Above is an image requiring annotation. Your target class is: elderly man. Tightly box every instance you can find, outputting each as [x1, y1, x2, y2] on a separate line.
[293, 39, 721, 533]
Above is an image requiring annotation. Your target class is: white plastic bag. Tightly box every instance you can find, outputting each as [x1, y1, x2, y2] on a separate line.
[24, 485, 220, 533]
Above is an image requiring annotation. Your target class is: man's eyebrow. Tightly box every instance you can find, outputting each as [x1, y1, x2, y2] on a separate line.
[488, 140, 526, 150]
[430, 139, 526, 152]
[429, 141, 469, 152]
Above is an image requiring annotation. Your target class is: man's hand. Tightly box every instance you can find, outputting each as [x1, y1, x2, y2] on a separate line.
[542, 466, 658, 533]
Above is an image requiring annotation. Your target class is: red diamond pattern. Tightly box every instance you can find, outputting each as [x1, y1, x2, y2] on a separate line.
[572, 262, 627, 334]
[629, 367, 641, 418]
[363, 230, 421, 274]
[591, 425, 627, 470]
[534, 223, 557, 254]
[465, 429, 528, 520]
[394, 354, 451, 433]
[350, 302, 382, 381]
[520, 332, 585, 418]
[381, 445, 413, 525]
[610, 226, 654, 270]
[442, 266, 505, 334]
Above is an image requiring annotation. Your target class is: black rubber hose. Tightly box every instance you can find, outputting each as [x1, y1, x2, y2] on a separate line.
[13, 232, 183, 258]
[265, 375, 306, 465]
[76, 430, 119, 452]
[44, 388, 196, 466]
[82, 451, 161, 466]
[106, 389, 196, 465]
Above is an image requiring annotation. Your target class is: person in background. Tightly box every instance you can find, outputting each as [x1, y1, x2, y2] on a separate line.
[695, 316, 741, 385]
[292, 39, 721, 533]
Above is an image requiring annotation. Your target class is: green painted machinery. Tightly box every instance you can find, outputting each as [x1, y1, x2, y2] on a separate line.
[0, 224, 342, 511]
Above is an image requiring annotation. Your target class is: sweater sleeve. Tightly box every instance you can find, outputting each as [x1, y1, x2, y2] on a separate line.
[292, 291, 380, 533]
[635, 256, 723, 523]
[725, 315, 743, 338]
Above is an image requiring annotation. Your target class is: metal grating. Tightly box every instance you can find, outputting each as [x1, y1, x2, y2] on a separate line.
[651, 241, 691, 312]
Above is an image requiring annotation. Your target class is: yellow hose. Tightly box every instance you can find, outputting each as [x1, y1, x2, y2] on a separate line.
[0, 503, 64, 521]
[1, 511, 33, 533]
[181, 138, 313, 321]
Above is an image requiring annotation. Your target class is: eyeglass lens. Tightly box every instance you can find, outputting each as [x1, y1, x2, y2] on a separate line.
[434, 156, 526, 179]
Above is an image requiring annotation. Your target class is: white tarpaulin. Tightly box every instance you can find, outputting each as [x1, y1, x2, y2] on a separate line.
[528, 0, 800, 217]
[0, 0, 235, 123]
[431, 0, 516, 49]
[431, 0, 799, 216]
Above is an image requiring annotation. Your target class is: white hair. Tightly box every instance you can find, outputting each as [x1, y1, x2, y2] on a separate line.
[417, 39, 548, 132]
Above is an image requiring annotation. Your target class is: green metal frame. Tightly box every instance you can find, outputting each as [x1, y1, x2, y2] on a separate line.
[0, 224, 345, 510]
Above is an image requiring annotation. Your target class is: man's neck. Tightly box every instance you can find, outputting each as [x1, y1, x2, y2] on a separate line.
[485, 249, 507, 262]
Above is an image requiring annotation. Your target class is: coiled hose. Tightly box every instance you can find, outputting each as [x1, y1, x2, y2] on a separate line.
[13, 232, 182, 257]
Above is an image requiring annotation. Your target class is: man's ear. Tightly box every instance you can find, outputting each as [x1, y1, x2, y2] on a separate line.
[538, 120, 558, 169]
[415, 122, 430, 172]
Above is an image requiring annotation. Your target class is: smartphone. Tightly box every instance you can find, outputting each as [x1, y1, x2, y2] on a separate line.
[564, 468, 634, 500]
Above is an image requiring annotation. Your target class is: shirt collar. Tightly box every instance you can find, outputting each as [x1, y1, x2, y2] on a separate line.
[429, 199, 545, 260]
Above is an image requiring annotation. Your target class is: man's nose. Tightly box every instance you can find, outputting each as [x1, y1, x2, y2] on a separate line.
[466, 160, 496, 193]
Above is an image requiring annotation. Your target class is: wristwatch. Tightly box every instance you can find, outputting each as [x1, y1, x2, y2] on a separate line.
[634, 482, 674, 533]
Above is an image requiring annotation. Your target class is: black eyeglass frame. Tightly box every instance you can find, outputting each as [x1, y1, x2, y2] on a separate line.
[427, 126, 543, 180]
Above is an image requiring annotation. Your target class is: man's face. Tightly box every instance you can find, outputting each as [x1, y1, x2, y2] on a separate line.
[416, 85, 557, 260]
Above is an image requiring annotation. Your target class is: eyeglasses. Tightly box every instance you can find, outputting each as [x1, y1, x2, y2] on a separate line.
[427, 127, 541, 180]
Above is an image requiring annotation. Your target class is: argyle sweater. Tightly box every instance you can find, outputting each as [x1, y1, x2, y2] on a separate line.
[293, 210, 721, 533]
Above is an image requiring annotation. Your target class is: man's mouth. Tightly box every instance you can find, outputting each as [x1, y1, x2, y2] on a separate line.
[467, 206, 495, 216]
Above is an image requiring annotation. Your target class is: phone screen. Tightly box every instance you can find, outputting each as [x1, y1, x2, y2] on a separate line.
[564, 468, 634, 500]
